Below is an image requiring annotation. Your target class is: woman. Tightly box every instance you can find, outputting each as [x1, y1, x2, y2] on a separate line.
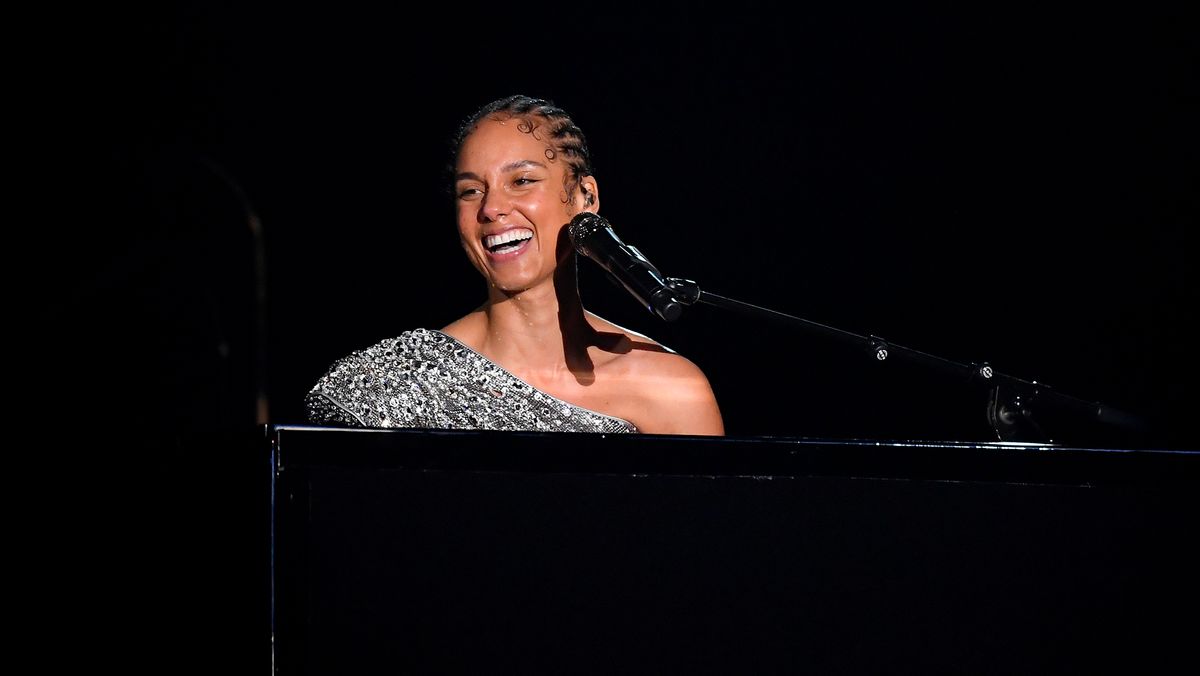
[306, 95, 723, 435]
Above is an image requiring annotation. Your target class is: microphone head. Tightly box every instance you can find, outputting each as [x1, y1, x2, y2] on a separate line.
[567, 212, 609, 254]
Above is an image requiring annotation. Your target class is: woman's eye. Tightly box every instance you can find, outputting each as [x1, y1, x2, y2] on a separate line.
[457, 187, 483, 199]
[513, 177, 539, 187]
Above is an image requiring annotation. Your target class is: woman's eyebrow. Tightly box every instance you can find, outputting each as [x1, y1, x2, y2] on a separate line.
[502, 159, 547, 172]
[455, 160, 548, 182]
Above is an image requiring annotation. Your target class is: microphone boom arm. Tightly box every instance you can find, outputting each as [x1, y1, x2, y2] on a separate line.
[663, 277, 1144, 443]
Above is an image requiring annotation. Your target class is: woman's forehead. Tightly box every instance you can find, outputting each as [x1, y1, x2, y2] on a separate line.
[457, 118, 557, 170]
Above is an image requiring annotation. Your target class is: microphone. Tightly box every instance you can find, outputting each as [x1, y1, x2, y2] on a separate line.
[568, 212, 684, 321]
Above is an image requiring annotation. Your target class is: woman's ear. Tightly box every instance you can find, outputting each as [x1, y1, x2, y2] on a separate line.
[579, 176, 600, 212]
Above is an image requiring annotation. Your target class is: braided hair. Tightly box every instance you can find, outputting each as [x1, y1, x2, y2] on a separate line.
[449, 95, 594, 201]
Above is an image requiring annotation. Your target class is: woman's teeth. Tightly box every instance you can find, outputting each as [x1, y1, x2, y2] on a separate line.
[484, 229, 533, 253]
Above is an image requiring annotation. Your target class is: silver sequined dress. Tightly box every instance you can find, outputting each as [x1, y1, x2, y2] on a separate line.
[305, 328, 639, 433]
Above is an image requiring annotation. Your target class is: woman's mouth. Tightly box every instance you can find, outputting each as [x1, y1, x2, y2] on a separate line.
[483, 228, 534, 259]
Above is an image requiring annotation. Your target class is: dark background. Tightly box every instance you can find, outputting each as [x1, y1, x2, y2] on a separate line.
[50, 2, 1195, 446]
[32, 1, 1195, 672]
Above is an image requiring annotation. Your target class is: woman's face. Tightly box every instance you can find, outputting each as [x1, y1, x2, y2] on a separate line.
[454, 117, 595, 294]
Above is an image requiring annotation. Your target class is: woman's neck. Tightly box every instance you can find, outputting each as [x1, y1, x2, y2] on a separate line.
[476, 262, 597, 382]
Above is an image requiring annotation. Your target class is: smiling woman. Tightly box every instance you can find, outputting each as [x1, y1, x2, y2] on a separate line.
[305, 95, 723, 435]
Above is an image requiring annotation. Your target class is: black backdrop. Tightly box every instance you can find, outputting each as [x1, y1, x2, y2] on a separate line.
[32, 2, 1195, 672]
[49, 2, 1195, 445]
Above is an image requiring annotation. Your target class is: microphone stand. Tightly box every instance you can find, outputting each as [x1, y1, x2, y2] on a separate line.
[663, 278, 1145, 444]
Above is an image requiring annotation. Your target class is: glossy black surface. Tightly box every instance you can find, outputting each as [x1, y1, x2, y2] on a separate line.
[270, 426, 1198, 674]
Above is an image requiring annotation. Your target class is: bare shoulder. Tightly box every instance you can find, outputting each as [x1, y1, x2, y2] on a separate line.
[587, 313, 725, 436]
[584, 312, 673, 355]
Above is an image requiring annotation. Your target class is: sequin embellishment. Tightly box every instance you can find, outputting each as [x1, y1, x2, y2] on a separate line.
[305, 329, 638, 433]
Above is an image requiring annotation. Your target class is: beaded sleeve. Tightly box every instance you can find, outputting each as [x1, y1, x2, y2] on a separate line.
[305, 328, 638, 434]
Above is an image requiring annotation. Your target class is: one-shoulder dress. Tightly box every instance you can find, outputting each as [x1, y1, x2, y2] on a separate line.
[305, 328, 638, 434]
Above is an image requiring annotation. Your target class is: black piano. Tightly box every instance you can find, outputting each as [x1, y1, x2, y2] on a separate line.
[268, 425, 1198, 674]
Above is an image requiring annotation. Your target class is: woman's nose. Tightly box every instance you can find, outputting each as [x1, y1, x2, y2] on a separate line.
[479, 190, 511, 222]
